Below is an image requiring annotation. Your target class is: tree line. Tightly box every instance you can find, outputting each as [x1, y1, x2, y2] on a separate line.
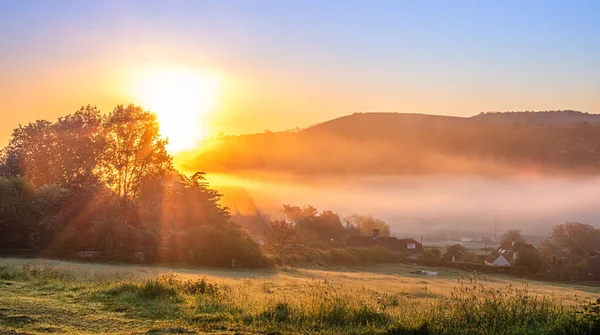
[0, 104, 268, 267]
[0, 104, 397, 268]
[262, 204, 391, 264]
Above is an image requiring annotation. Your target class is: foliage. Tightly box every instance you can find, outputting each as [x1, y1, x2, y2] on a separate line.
[265, 219, 299, 265]
[344, 214, 391, 237]
[420, 248, 442, 261]
[546, 222, 600, 258]
[0, 104, 270, 268]
[288, 246, 404, 266]
[514, 247, 542, 273]
[98, 104, 172, 203]
[0, 177, 68, 249]
[541, 222, 600, 278]
[500, 229, 525, 245]
[0, 106, 104, 189]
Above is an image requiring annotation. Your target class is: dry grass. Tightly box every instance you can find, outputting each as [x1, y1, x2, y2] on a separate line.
[1, 258, 600, 334]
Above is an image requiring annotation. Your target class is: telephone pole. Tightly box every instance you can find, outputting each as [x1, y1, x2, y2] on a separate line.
[494, 216, 497, 242]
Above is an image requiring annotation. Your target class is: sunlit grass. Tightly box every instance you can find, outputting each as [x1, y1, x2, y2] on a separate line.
[1, 259, 600, 334]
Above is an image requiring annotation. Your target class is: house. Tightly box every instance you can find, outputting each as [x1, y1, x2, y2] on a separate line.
[345, 231, 423, 258]
[485, 241, 536, 266]
[442, 244, 468, 262]
[396, 238, 423, 259]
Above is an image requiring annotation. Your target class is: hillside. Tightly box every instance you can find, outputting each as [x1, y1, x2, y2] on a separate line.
[184, 111, 600, 175]
[472, 110, 600, 125]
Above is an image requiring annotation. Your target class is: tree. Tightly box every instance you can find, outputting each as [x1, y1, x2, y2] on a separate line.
[0, 106, 104, 189]
[421, 247, 442, 261]
[500, 229, 525, 245]
[0, 177, 68, 249]
[281, 204, 317, 223]
[98, 104, 172, 203]
[546, 222, 600, 258]
[51, 106, 105, 189]
[265, 219, 298, 265]
[344, 214, 391, 237]
[514, 247, 542, 273]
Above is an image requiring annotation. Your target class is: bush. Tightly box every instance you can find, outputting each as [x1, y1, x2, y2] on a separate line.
[106, 279, 178, 300]
[184, 222, 273, 268]
[514, 248, 542, 273]
[287, 247, 404, 267]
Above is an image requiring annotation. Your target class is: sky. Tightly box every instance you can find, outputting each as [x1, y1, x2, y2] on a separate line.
[1, 0, 599, 147]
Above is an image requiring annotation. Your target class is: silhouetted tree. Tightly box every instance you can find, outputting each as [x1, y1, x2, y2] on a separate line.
[265, 219, 298, 265]
[546, 222, 600, 258]
[0, 106, 103, 189]
[500, 229, 525, 245]
[0, 104, 271, 268]
[514, 247, 542, 273]
[281, 204, 317, 223]
[0, 177, 68, 249]
[97, 104, 172, 203]
[344, 214, 390, 237]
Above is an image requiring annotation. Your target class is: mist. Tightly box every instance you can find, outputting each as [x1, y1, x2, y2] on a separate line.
[210, 172, 600, 238]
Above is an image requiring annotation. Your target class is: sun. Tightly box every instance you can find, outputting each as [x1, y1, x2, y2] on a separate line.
[129, 66, 219, 152]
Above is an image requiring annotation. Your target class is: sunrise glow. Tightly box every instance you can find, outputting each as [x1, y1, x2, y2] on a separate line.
[129, 66, 220, 152]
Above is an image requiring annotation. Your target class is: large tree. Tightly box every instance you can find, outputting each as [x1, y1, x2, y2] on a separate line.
[545, 222, 600, 258]
[0, 106, 103, 189]
[98, 104, 172, 203]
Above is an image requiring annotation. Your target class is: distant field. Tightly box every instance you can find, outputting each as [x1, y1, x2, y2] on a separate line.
[1, 258, 599, 334]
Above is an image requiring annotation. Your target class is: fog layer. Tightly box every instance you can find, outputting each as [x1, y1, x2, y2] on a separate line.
[210, 173, 600, 238]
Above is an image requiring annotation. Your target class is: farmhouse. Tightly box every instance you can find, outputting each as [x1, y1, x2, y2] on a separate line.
[485, 241, 536, 266]
[442, 244, 468, 262]
[396, 238, 423, 259]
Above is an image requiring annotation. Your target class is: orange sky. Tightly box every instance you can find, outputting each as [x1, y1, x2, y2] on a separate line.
[2, 1, 599, 152]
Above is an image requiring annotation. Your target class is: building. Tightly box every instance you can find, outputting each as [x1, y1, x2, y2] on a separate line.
[485, 241, 536, 266]
[396, 238, 424, 259]
[442, 244, 468, 262]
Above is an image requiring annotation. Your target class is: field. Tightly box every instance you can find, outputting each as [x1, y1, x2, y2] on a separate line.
[1, 258, 600, 334]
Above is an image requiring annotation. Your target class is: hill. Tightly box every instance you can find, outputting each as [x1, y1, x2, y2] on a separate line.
[183, 111, 600, 175]
[472, 110, 600, 125]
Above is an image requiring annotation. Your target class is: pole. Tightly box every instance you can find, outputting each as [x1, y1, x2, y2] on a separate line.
[494, 216, 497, 242]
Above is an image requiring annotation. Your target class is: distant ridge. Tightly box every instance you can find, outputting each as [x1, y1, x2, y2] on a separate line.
[471, 110, 600, 125]
[186, 111, 600, 176]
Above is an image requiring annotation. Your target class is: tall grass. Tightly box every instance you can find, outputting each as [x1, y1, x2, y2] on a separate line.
[2, 263, 599, 334]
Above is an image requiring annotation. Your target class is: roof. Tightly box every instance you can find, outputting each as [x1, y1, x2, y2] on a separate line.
[443, 244, 468, 257]
[486, 241, 536, 263]
[396, 238, 421, 245]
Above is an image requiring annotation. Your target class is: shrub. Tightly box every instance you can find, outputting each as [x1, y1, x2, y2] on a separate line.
[286, 246, 404, 267]
[106, 279, 178, 300]
[514, 248, 542, 273]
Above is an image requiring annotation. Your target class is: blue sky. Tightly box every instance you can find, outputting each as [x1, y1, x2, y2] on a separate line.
[1, 0, 599, 139]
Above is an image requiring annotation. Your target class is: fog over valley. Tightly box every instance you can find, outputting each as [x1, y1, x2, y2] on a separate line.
[210, 172, 600, 239]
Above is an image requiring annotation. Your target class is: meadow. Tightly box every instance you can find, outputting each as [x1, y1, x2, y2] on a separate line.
[1, 258, 600, 334]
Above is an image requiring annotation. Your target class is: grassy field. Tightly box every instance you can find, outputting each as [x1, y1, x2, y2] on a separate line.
[1, 258, 600, 334]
